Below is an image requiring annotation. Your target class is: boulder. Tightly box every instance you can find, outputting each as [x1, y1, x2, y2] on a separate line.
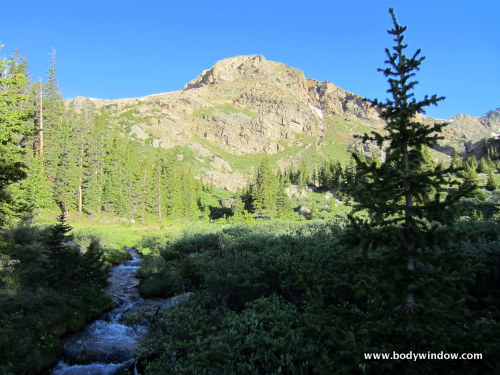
[159, 292, 195, 311]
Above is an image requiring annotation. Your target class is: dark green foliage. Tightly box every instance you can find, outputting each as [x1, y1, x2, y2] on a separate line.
[137, 219, 499, 375]
[137, 233, 173, 255]
[450, 148, 462, 169]
[484, 137, 500, 161]
[458, 219, 500, 310]
[229, 193, 254, 223]
[80, 238, 108, 285]
[82, 112, 109, 214]
[460, 157, 484, 199]
[137, 222, 338, 373]
[275, 172, 293, 218]
[331, 9, 493, 374]
[0, 214, 113, 375]
[43, 204, 78, 285]
[138, 222, 339, 303]
[478, 156, 495, 174]
[316, 159, 345, 190]
[16, 155, 52, 210]
[142, 296, 318, 375]
[0, 285, 111, 375]
[43, 205, 109, 288]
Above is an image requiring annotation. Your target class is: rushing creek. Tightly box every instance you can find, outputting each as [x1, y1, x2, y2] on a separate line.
[51, 248, 155, 375]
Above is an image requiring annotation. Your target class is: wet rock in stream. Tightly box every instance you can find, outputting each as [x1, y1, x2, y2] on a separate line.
[61, 321, 145, 364]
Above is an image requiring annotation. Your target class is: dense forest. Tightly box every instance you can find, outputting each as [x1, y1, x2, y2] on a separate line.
[1, 9, 499, 375]
[0, 51, 210, 225]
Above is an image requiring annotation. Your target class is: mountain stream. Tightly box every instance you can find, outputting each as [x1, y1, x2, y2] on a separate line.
[50, 248, 159, 375]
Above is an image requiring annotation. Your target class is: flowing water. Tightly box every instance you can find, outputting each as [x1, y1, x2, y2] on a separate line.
[51, 248, 151, 375]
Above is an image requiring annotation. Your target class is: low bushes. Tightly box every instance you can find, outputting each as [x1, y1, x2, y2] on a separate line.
[137, 219, 499, 374]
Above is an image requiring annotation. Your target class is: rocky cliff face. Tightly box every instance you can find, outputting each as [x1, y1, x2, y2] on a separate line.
[71, 55, 496, 190]
[179, 55, 383, 156]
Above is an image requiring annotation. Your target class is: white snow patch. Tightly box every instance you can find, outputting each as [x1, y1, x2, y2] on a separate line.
[309, 104, 323, 119]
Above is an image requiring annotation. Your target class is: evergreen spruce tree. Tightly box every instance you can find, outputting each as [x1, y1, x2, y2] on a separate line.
[80, 238, 107, 286]
[0, 48, 32, 225]
[82, 112, 110, 214]
[164, 153, 184, 217]
[102, 136, 128, 214]
[119, 139, 144, 217]
[309, 201, 318, 220]
[44, 202, 80, 285]
[342, 157, 357, 190]
[66, 101, 94, 213]
[332, 160, 343, 189]
[318, 162, 328, 190]
[17, 155, 52, 210]
[332, 9, 482, 374]
[152, 148, 165, 219]
[251, 156, 276, 214]
[42, 51, 65, 186]
[485, 171, 498, 191]
[274, 171, 292, 218]
[51, 104, 84, 210]
[450, 147, 462, 169]
[461, 156, 480, 197]
[298, 158, 310, 187]
[230, 192, 248, 222]
[181, 167, 201, 218]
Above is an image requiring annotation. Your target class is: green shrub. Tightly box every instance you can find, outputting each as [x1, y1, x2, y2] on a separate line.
[141, 296, 317, 375]
[0, 220, 113, 374]
[137, 233, 173, 255]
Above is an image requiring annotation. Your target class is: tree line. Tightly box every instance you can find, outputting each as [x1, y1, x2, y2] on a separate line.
[234, 148, 499, 221]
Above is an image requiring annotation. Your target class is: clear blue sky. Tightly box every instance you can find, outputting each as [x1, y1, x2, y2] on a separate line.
[2, 0, 498, 119]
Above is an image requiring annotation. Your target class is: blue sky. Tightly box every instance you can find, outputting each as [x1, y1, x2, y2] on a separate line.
[1, 0, 498, 119]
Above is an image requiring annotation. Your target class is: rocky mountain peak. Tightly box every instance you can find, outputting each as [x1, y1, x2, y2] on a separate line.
[183, 55, 306, 91]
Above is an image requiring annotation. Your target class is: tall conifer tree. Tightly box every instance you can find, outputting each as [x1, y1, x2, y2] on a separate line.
[338, 9, 479, 374]
[82, 111, 111, 214]
[0, 49, 32, 225]
[252, 156, 276, 213]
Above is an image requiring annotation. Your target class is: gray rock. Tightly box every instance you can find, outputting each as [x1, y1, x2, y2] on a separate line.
[159, 292, 195, 311]
[297, 206, 312, 219]
[51, 360, 134, 375]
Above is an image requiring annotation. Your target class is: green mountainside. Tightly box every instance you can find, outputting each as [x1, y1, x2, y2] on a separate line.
[70, 55, 499, 191]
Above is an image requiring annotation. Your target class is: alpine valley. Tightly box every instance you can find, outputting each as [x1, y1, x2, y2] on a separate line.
[2, 15, 500, 374]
